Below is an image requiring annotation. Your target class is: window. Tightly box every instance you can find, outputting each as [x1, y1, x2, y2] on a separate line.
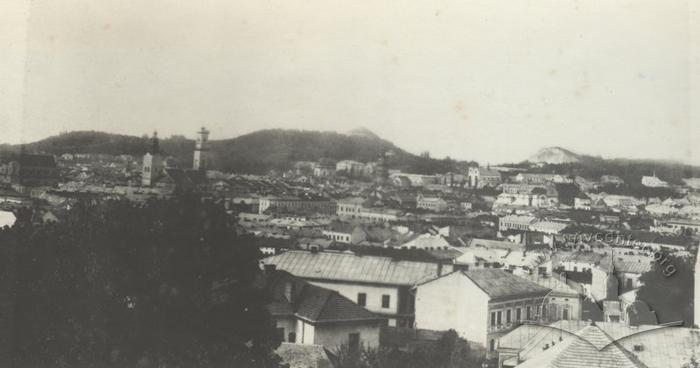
[288, 332, 296, 343]
[516, 308, 522, 322]
[349, 333, 360, 351]
[489, 339, 495, 352]
[562, 309, 569, 320]
[382, 295, 391, 309]
[491, 311, 496, 326]
[506, 309, 512, 324]
[357, 293, 367, 307]
[526, 306, 532, 320]
[496, 311, 502, 325]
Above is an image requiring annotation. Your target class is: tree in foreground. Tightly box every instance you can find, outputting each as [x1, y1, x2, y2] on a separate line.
[9, 195, 281, 367]
[334, 329, 480, 368]
[636, 252, 694, 327]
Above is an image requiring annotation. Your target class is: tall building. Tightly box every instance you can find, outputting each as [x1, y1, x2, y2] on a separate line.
[193, 127, 210, 170]
[141, 131, 164, 187]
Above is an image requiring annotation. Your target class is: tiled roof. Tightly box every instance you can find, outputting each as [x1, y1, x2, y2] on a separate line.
[265, 270, 381, 323]
[515, 324, 646, 368]
[462, 269, 550, 301]
[500, 320, 698, 368]
[263, 250, 445, 286]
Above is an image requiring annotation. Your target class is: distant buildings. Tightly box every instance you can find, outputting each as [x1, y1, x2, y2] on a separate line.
[335, 160, 365, 177]
[322, 222, 367, 244]
[514, 173, 572, 184]
[416, 195, 449, 212]
[641, 174, 669, 188]
[0, 153, 59, 189]
[259, 196, 336, 215]
[468, 167, 502, 188]
[313, 159, 336, 177]
[499, 215, 537, 232]
[336, 197, 400, 222]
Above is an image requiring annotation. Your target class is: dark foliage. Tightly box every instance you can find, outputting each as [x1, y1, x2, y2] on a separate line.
[3, 197, 281, 368]
[335, 329, 480, 368]
[637, 253, 694, 326]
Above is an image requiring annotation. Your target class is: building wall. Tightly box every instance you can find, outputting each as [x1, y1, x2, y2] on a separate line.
[297, 319, 316, 345]
[414, 273, 490, 346]
[546, 294, 582, 322]
[275, 317, 298, 342]
[314, 321, 382, 348]
[308, 281, 401, 321]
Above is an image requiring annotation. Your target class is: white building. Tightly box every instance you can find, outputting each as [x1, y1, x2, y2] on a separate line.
[414, 269, 550, 353]
[263, 250, 452, 327]
[641, 175, 669, 188]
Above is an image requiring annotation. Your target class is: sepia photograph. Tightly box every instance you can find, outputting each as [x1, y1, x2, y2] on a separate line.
[1, 0, 699, 367]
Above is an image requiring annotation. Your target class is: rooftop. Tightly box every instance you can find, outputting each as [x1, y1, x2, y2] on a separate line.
[263, 250, 447, 286]
[462, 269, 551, 301]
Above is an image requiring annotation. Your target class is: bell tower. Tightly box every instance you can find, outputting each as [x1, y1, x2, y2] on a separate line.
[193, 127, 210, 170]
[142, 131, 164, 187]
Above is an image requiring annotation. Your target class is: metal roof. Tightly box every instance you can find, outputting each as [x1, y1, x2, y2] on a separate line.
[263, 250, 445, 286]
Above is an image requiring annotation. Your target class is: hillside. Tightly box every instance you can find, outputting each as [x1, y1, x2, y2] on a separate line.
[2, 129, 462, 175]
[528, 147, 581, 164]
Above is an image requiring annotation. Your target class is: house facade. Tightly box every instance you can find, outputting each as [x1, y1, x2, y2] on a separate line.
[263, 250, 451, 327]
[414, 269, 550, 353]
[259, 268, 386, 349]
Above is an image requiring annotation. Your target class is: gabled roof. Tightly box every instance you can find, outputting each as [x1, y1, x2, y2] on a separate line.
[417, 269, 550, 302]
[462, 269, 550, 301]
[264, 250, 445, 286]
[265, 270, 381, 324]
[515, 324, 647, 368]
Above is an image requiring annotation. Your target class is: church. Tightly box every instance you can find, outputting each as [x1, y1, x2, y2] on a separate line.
[141, 127, 210, 192]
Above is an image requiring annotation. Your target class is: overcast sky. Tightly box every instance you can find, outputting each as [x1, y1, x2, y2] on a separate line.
[1, 0, 698, 164]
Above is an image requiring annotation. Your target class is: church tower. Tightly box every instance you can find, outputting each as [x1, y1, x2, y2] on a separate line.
[142, 131, 164, 187]
[193, 127, 210, 170]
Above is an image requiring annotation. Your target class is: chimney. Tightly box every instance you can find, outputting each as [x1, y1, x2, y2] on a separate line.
[284, 281, 294, 303]
[264, 264, 277, 273]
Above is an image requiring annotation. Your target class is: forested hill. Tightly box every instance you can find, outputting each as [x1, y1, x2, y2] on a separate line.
[0, 129, 464, 174]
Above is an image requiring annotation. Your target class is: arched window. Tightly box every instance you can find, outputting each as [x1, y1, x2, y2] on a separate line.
[489, 339, 496, 352]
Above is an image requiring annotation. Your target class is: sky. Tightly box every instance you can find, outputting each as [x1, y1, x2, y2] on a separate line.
[1, 0, 698, 165]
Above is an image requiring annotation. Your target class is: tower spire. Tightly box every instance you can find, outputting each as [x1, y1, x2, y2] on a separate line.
[151, 131, 160, 154]
[193, 127, 210, 170]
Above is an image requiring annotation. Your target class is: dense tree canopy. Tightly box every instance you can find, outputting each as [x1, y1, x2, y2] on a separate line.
[2, 196, 281, 368]
[637, 252, 694, 327]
